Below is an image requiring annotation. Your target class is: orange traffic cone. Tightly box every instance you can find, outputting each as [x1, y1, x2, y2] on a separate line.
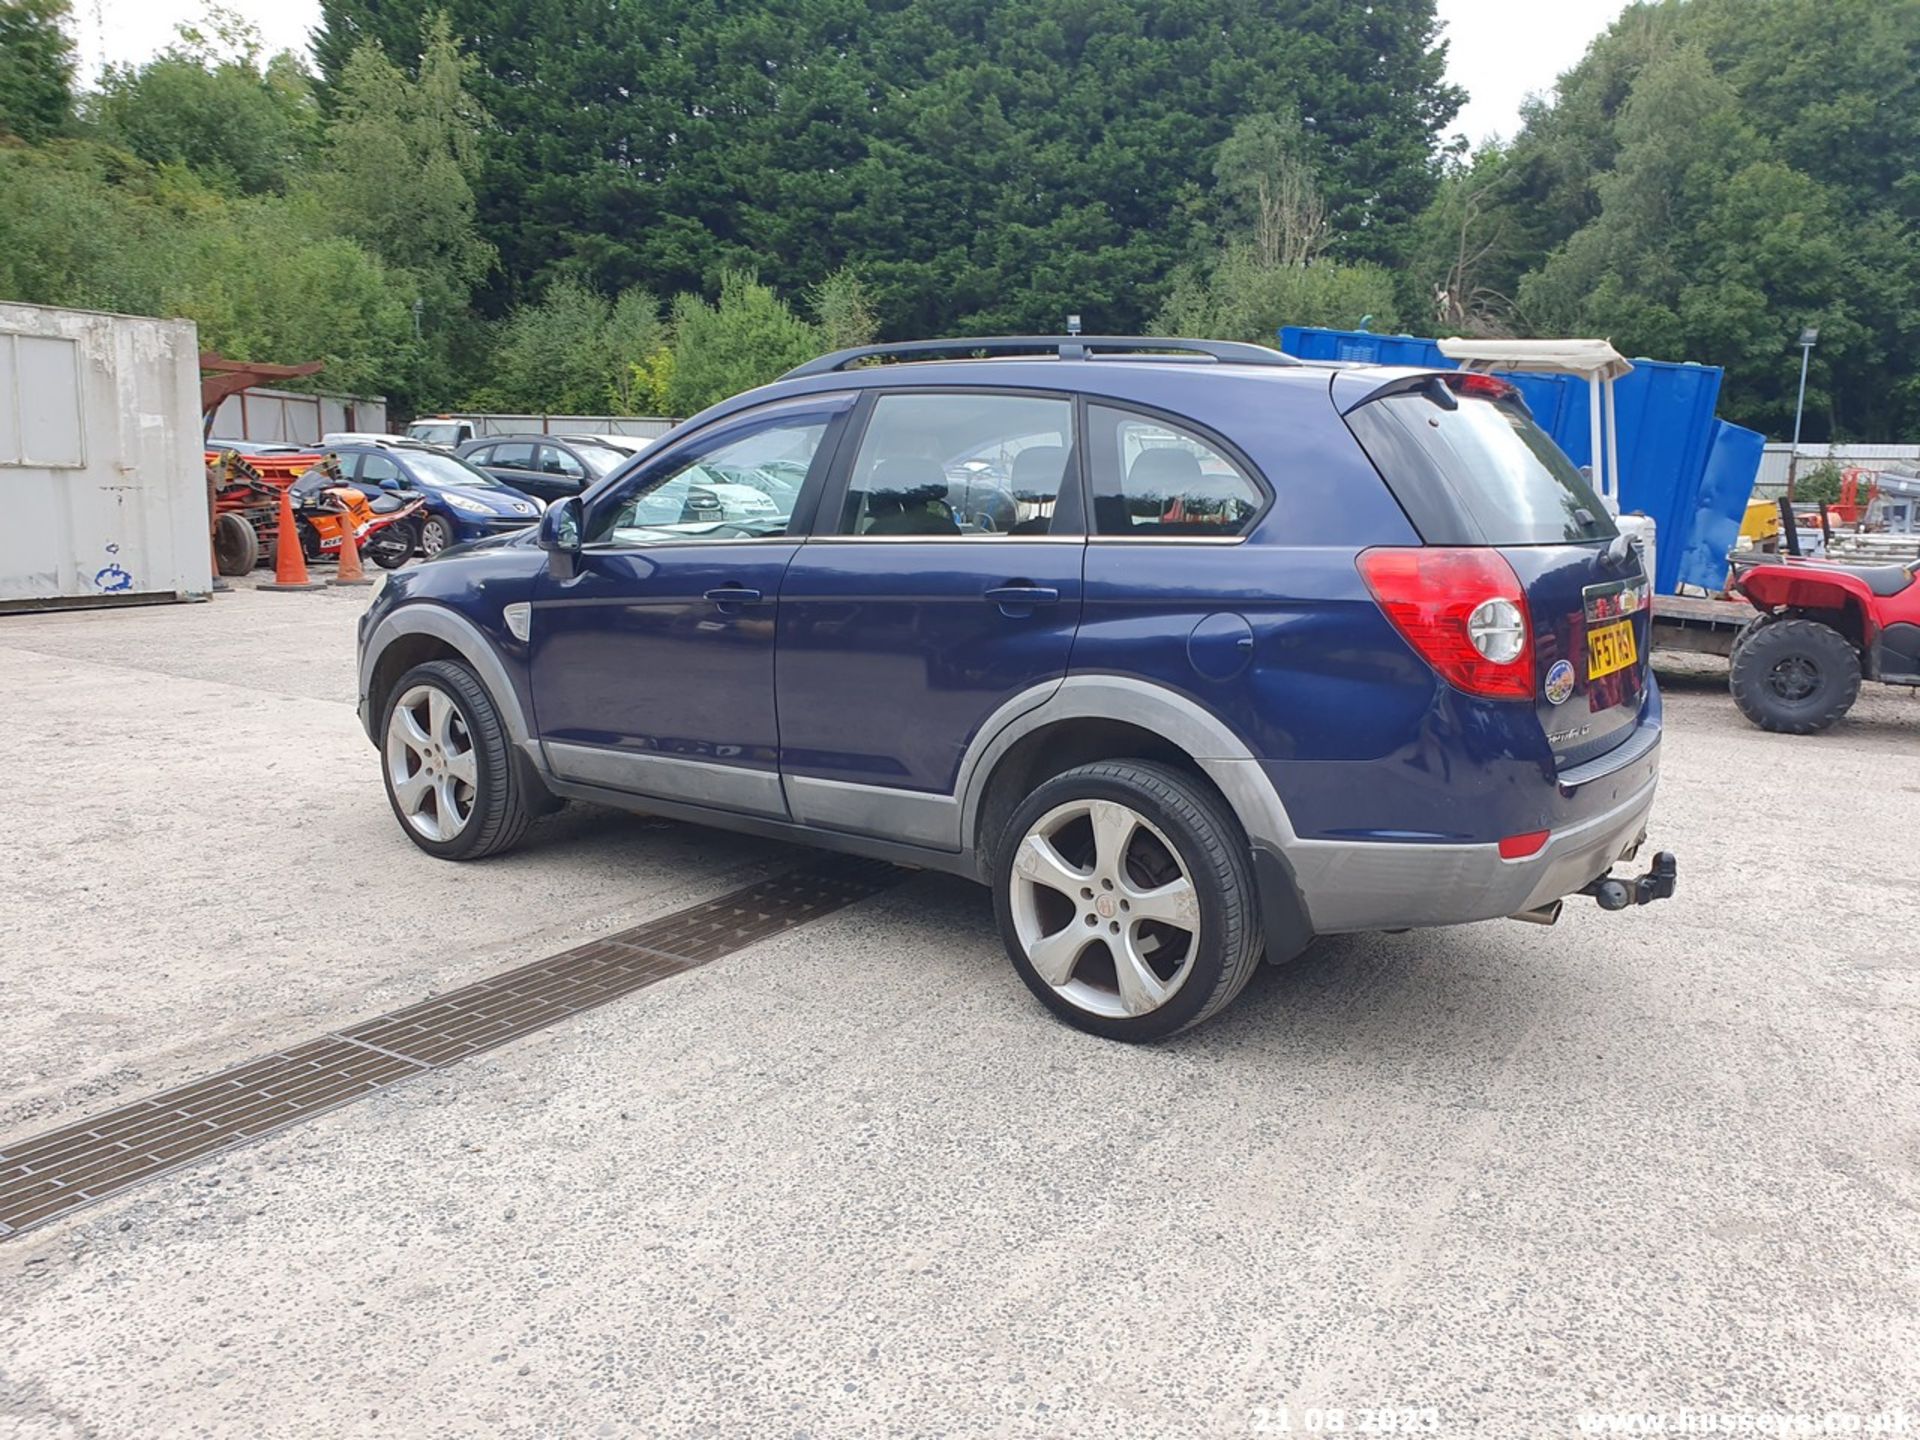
[259, 483, 325, 592]
[331, 507, 375, 587]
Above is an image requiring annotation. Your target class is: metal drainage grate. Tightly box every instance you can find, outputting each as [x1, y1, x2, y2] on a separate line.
[0, 854, 905, 1239]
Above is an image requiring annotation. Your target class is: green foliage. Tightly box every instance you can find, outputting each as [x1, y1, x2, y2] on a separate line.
[0, 142, 414, 395]
[88, 19, 319, 195]
[0, 0, 74, 143]
[1444, 0, 1920, 441]
[324, 16, 492, 287]
[478, 278, 666, 414]
[313, 0, 1460, 333]
[664, 270, 824, 416]
[1794, 462, 1845, 505]
[1154, 246, 1401, 342]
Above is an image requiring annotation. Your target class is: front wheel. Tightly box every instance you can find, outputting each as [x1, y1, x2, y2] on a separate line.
[380, 659, 534, 859]
[419, 515, 456, 558]
[992, 760, 1263, 1041]
[1729, 616, 1861, 734]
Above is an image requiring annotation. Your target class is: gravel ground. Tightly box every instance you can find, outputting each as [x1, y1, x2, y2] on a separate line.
[1, 585, 1916, 1439]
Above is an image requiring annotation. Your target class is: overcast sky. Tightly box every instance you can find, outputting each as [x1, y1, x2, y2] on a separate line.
[68, 0, 1632, 147]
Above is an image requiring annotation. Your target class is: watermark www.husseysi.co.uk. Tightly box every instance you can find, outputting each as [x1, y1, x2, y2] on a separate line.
[1574, 1409, 1913, 1435]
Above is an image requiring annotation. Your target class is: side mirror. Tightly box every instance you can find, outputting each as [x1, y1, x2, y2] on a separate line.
[379, 477, 402, 493]
[539, 495, 583, 578]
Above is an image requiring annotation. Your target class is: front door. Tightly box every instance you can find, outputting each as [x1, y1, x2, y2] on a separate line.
[776, 389, 1085, 849]
[528, 396, 850, 818]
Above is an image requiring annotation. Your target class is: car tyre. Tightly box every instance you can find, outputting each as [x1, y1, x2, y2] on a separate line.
[1729, 616, 1861, 734]
[992, 759, 1262, 1041]
[419, 515, 456, 558]
[380, 659, 534, 859]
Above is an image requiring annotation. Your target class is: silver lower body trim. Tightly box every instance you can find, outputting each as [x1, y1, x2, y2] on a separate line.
[1290, 769, 1659, 933]
[543, 741, 786, 817]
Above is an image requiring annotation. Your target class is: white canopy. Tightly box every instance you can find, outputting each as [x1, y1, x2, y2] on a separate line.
[1437, 337, 1634, 382]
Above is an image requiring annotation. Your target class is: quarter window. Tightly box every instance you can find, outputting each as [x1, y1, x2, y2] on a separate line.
[589, 414, 829, 545]
[1088, 405, 1264, 537]
[836, 393, 1072, 537]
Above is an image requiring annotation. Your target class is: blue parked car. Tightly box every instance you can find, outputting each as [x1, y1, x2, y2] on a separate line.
[328, 441, 545, 558]
[356, 336, 1675, 1040]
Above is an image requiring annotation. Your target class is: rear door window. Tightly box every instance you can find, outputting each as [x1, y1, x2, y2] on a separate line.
[835, 393, 1073, 537]
[491, 441, 537, 471]
[1345, 380, 1616, 545]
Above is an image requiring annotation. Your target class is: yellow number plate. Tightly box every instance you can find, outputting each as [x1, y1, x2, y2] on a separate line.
[1587, 619, 1638, 680]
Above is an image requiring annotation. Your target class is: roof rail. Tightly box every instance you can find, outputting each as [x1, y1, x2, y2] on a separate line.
[781, 335, 1301, 379]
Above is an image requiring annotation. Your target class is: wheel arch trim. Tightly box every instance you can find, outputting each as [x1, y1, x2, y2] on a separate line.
[955, 675, 1299, 862]
[359, 603, 531, 748]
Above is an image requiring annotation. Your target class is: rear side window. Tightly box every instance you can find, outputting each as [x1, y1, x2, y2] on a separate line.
[1087, 405, 1265, 538]
[1346, 382, 1615, 545]
[491, 441, 537, 470]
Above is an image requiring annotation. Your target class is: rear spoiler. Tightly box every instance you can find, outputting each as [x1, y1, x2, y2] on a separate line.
[1331, 369, 1527, 417]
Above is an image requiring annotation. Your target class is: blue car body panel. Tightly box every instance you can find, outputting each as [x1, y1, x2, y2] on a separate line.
[359, 351, 1666, 939]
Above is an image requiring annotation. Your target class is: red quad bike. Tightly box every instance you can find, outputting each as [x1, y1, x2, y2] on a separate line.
[1727, 554, 1920, 733]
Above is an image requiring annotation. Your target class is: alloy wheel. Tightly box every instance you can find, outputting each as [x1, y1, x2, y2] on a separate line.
[385, 683, 477, 841]
[1007, 798, 1201, 1019]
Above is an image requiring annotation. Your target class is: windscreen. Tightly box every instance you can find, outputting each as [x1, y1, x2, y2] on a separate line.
[405, 451, 507, 490]
[1347, 384, 1616, 545]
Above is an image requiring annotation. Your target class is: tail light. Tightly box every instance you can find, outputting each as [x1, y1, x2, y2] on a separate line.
[1358, 547, 1535, 700]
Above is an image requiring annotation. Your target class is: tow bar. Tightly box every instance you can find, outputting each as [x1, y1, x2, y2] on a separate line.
[1580, 851, 1677, 911]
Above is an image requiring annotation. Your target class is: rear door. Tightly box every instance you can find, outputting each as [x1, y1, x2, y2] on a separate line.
[1343, 375, 1650, 768]
[774, 389, 1084, 848]
[483, 441, 562, 503]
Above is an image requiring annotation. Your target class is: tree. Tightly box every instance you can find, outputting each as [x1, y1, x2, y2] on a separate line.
[477, 279, 668, 415]
[89, 18, 318, 195]
[664, 270, 823, 416]
[1424, 0, 1920, 440]
[324, 15, 491, 287]
[310, 0, 1463, 332]
[0, 0, 74, 143]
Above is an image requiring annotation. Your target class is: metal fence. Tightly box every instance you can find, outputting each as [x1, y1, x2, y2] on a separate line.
[442, 414, 678, 441]
[1754, 442, 1920, 494]
[210, 386, 388, 445]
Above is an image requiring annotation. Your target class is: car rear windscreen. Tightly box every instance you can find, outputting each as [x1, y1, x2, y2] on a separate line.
[1346, 382, 1616, 546]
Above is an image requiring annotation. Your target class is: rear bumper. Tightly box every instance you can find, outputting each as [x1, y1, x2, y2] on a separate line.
[1286, 750, 1660, 933]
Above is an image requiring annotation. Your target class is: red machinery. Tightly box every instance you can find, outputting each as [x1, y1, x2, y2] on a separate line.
[1726, 554, 1920, 732]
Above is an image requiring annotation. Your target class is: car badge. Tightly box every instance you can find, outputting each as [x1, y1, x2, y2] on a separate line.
[1544, 658, 1576, 706]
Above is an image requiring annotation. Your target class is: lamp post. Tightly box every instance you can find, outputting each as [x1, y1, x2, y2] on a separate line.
[1786, 325, 1818, 502]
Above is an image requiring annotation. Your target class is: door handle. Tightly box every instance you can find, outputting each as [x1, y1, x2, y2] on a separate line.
[983, 584, 1060, 606]
[984, 583, 1060, 618]
[704, 585, 764, 606]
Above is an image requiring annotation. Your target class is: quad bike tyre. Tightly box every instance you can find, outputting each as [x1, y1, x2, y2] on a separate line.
[213, 512, 260, 576]
[1729, 616, 1861, 734]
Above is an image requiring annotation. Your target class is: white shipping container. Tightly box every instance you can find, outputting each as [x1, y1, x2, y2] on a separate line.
[0, 302, 208, 609]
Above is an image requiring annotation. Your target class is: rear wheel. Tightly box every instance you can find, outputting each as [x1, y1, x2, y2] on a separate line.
[368, 520, 415, 569]
[1729, 616, 1861, 734]
[380, 659, 534, 859]
[992, 760, 1262, 1041]
[213, 513, 258, 576]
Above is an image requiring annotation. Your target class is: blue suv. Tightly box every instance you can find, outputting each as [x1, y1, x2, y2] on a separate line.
[357, 337, 1675, 1039]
